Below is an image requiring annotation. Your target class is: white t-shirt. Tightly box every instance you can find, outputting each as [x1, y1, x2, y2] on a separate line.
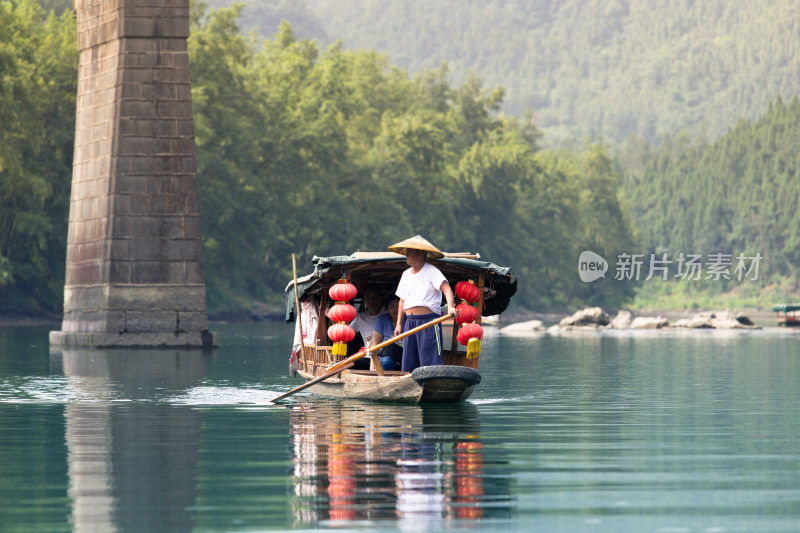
[396, 262, 447, 314]
[350, 307, 387, 344]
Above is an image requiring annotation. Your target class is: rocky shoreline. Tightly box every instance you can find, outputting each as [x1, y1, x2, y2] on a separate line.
[500, 307, 764, 335]
[0, 305, 771, 331]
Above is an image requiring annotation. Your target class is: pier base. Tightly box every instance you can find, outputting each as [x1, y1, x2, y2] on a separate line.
[49, 331, 216, 349]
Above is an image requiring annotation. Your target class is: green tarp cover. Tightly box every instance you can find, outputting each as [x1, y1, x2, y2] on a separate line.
[285, 253, 516, 321]
[771, 303, 800, 312]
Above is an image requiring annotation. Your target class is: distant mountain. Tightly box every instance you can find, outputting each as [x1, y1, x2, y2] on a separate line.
[217, 0, 800, 145]
[624, 96, 800, 284]
[205, 0, 329, 44]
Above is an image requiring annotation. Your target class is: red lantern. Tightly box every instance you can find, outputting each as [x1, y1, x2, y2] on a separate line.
[456, 326, 469, 346]
[457, 323, 484, 346]
[329, 281, 357, 302]
[327, 280, 357, 357]
[328, 303, 357, 323]
[328, 323, 356, 343]
[456, 303, 479, 325]
[455, 280, 480, 303]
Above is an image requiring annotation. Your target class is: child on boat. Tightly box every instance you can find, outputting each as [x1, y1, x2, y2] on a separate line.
[371, 296, 403, 371]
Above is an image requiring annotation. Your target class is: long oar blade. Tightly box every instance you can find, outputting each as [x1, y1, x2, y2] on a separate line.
[271, 362, 354, 403]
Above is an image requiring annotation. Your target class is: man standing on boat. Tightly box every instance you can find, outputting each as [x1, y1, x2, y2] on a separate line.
[391, 236, 457, 372]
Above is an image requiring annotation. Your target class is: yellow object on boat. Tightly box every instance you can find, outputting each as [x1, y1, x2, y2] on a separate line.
[466, 338, 481, 359]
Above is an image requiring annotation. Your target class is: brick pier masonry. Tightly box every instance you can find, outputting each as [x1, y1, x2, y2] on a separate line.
[50, 0, 216, 347]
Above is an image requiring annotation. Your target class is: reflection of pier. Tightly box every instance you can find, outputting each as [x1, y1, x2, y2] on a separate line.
[52, 348, 209, 532]
[290, 401, 488, 526]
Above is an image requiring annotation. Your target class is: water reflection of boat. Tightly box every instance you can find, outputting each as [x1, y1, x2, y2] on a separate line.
[290, 400, 490, 525]
[286, 252, 517, 403]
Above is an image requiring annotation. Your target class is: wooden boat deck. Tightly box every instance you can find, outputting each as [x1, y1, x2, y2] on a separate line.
[295, 344, 481, 404]
[299, 366, 479, 404]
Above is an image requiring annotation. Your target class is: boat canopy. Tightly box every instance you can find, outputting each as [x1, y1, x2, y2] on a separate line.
[771, 303, 800, 312]
[286, 252, 517, 321]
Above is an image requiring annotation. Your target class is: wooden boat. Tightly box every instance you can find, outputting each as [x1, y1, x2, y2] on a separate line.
[285, 251, 517, 403]
[771, 303, 800, 326]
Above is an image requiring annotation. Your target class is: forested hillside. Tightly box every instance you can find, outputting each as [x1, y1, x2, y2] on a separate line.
[624, 97, 800, 294]
[1, 1, 636, 316]
[7, 0, 799, 317]
[211, 0, 800, 145]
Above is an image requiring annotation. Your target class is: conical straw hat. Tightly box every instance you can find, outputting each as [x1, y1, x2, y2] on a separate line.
[388, 235, 444, 259]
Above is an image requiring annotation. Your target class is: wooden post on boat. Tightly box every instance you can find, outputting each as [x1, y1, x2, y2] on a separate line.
[291, 254, 307, 374]
[370, 353, 384, 376]
[444, 253, 481, 259]
[476, 274, 485, 326]
[316, 292, 327, 365]
[292, 255, 305, 348]
[450, 291, 460, 353]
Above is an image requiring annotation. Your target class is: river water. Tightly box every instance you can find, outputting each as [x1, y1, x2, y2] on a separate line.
[1, 322, 799, 532]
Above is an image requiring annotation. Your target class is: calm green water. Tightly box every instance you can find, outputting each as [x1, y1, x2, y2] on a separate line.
[1, 323, 800, 532]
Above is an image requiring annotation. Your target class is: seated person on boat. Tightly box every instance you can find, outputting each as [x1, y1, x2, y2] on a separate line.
[349, 284, 387, 347]
[371, 296, 403, 371]
[391, 236, 456, 372]
[344, 285, 386, 369]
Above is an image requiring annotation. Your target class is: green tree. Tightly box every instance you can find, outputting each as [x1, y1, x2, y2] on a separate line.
[0, 0, 76, 310]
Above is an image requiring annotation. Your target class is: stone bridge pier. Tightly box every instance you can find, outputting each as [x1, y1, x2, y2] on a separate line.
[50, 0, 216, 347]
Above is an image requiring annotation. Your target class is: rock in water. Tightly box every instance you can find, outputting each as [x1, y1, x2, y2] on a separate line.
[611, 310, 632, 329]
[500, 320, 545, 334]
[559, 307, 610, 327]
[629, 316, 669, 329]
[672, 310, 759, 329]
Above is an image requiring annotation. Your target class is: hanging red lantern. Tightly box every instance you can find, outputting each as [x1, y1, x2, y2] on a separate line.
[455, 303, 479, 326]
[329, 280, 357, 302]
[327, 279, 358, 357]
[455, 280, 480, 303]
[328, 323, 356, 356]
[328, 323, 356, 343]
[456, 326, 469, 346]
[457, 323, 484, 346]
[328, 303, 357, 323]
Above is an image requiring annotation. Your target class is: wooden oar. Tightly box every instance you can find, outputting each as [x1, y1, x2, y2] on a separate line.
[271, 361, 356, 403]
[271, 312, 453, 403]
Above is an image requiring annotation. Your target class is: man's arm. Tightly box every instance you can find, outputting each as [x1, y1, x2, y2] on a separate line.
[441, 281, 456, 317]
[394, 299, 405, 337]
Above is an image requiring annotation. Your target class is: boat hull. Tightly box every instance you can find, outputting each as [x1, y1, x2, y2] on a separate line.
[303, 365, 480, 404]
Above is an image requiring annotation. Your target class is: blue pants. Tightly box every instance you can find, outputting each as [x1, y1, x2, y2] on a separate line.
[401, 313, 443, 372]
[379, 342, 403, 371]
